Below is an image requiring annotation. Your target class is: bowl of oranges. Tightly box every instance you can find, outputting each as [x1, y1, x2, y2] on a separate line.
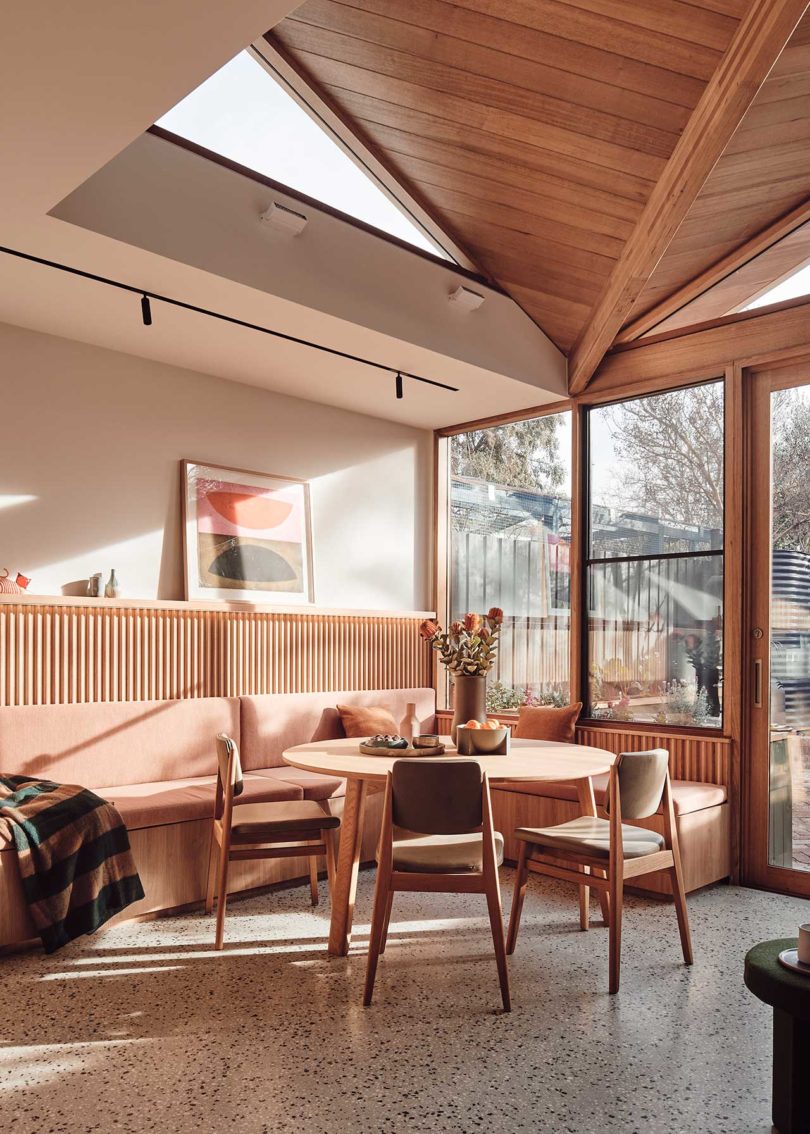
[456, 718, 510, 755]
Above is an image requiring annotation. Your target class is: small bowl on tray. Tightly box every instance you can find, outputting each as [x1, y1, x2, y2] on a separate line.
[359, 733, 445, 757]
[413, 733, 440, 749]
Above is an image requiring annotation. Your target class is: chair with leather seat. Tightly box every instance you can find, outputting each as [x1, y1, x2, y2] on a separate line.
[206, 733, 340, 949]
[506, 748, 693, 993]
[364, 758, 510, 1012]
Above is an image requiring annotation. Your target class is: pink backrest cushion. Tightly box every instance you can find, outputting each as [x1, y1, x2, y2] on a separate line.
[0, 697, 240, 788]
[240, 687, 437, 770]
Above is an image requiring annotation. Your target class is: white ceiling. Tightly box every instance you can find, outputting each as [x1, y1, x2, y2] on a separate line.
[0, 2, 567, 430]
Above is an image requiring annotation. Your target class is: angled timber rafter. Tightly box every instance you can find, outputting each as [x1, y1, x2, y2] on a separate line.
[567, 0, 810, 394]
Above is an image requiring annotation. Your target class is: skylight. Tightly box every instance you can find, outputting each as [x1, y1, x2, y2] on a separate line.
[744, 262, 810, 310]
[157, 50, 449, 259]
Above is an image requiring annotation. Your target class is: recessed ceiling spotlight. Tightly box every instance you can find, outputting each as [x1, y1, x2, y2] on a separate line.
[448, 285, 485, 312]
[260, 201, 308, 236]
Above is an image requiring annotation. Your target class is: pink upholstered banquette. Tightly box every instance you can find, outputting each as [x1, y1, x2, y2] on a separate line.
[0, 688, 437, 947]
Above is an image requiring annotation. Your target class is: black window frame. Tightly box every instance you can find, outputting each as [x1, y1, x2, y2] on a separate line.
[579, 380, 725, 734]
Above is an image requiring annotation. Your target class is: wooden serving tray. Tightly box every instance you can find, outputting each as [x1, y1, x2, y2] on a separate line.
[359, 742, 446, 757]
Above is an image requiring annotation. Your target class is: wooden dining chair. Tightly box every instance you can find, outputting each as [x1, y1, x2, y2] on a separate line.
[364, 758, 510, 1012]
[506, 748, 693, 993]
[206, 733, 340, 949]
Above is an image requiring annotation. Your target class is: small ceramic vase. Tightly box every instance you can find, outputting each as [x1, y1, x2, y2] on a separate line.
[400, 702, 420, 744]
[105, 570, 121, 599]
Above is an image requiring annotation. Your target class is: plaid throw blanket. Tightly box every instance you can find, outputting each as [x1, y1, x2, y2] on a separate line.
[0, 775, 144, 953]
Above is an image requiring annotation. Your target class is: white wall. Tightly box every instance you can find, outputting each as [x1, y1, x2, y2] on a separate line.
[53, 131, 567, 408]
[0, 322, 433, 610]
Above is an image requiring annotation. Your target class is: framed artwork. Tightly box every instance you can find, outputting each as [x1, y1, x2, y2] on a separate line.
[181, 460, 314, 604]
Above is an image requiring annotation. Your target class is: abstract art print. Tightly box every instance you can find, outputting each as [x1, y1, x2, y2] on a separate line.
[182, 461, 313, 603]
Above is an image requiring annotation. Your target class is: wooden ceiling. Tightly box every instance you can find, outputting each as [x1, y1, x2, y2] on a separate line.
[268, 0, 810, 382]
[623, 10, 810, 338]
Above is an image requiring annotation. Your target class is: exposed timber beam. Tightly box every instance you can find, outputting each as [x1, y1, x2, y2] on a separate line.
[615, 196, 810, 343]
[567, 0, 810, 394]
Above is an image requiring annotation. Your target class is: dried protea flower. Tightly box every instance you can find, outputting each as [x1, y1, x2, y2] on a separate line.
[464, 612, 483, 633]
[419, 619, 439, 640]
[486, 607, 504, 625]
[450, 620, 465, 636]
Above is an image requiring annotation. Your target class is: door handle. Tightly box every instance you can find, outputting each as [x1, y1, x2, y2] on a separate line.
[754, 659, 763, 708]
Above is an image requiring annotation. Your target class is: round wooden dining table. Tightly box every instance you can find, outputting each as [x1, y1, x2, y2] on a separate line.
[283, 735, 616, 956]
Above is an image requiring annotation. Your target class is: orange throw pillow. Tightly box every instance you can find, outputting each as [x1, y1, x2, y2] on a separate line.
[513, 702, 582, 742]
[337, 704, 399, 739]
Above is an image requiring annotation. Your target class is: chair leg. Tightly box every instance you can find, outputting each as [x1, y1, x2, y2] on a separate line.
[214, 841, 231, 951]
[317, 803, 337, 894]
[204, 828, 218, 914]
[594, 868, 610, 927]
[324, 828, 337, 895]
[579, 865, 590, 931]
[484, 873, 511, 1013]
[309, 852, 320, 906]
[608, 865, 623, 994]
[380, 891, 394, 954]
[363, 870, 390, 1007]
[506, 841, 529, 956]
[669, 864, 693, 966]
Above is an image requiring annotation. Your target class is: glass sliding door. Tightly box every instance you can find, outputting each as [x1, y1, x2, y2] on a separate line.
[747, 367, 810, 895]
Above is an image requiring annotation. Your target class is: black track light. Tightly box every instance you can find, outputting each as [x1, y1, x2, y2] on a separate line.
[0, 245, 461, 394]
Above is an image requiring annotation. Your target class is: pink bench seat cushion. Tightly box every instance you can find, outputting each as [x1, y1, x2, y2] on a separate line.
[494, 773, 726, 816]
[252, 767, 345, 801]
[90, 773, 305, 832]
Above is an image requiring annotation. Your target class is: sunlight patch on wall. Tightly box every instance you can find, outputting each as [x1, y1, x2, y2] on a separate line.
[0, 493, 37, 511]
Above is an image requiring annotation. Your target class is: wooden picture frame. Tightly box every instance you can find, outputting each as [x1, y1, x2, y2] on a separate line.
[181, 460, 314, 604]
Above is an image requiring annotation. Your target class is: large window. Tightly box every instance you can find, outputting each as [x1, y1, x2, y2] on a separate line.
[157, 51, 450, 258]
[586, 382, 724, 728]
[449, 411, 572, 712]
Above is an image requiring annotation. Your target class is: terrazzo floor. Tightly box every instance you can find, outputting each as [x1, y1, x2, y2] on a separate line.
[1, 872, 808, 1134]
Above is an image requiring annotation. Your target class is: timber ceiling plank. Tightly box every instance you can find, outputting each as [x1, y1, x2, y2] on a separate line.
[330, 89, 656, 204]
[295, 0, 711, 105]
[282, 3, 694, 135]
[270, 0, 745, 352]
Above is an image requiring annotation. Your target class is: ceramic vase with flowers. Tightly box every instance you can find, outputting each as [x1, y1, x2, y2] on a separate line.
[419, 608, 503, 742]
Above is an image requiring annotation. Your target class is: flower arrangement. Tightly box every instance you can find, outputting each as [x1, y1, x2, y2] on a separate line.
[419, 608, 503, 677]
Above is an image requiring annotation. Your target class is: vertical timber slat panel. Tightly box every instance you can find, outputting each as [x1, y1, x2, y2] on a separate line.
[576, 724, 731, 787]
[0, 601, 431, 706]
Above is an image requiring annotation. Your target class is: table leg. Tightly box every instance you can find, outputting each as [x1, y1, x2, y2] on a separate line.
[576, 776, 610, 927]
[328, 778, 367, 957]
[772, 1008, 810, 1133]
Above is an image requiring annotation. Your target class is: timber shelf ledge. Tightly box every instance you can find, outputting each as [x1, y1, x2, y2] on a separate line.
[0, 594, 436, 620]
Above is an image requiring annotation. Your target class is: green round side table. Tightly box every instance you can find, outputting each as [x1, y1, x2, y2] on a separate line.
[744, 938, 810, 1134]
